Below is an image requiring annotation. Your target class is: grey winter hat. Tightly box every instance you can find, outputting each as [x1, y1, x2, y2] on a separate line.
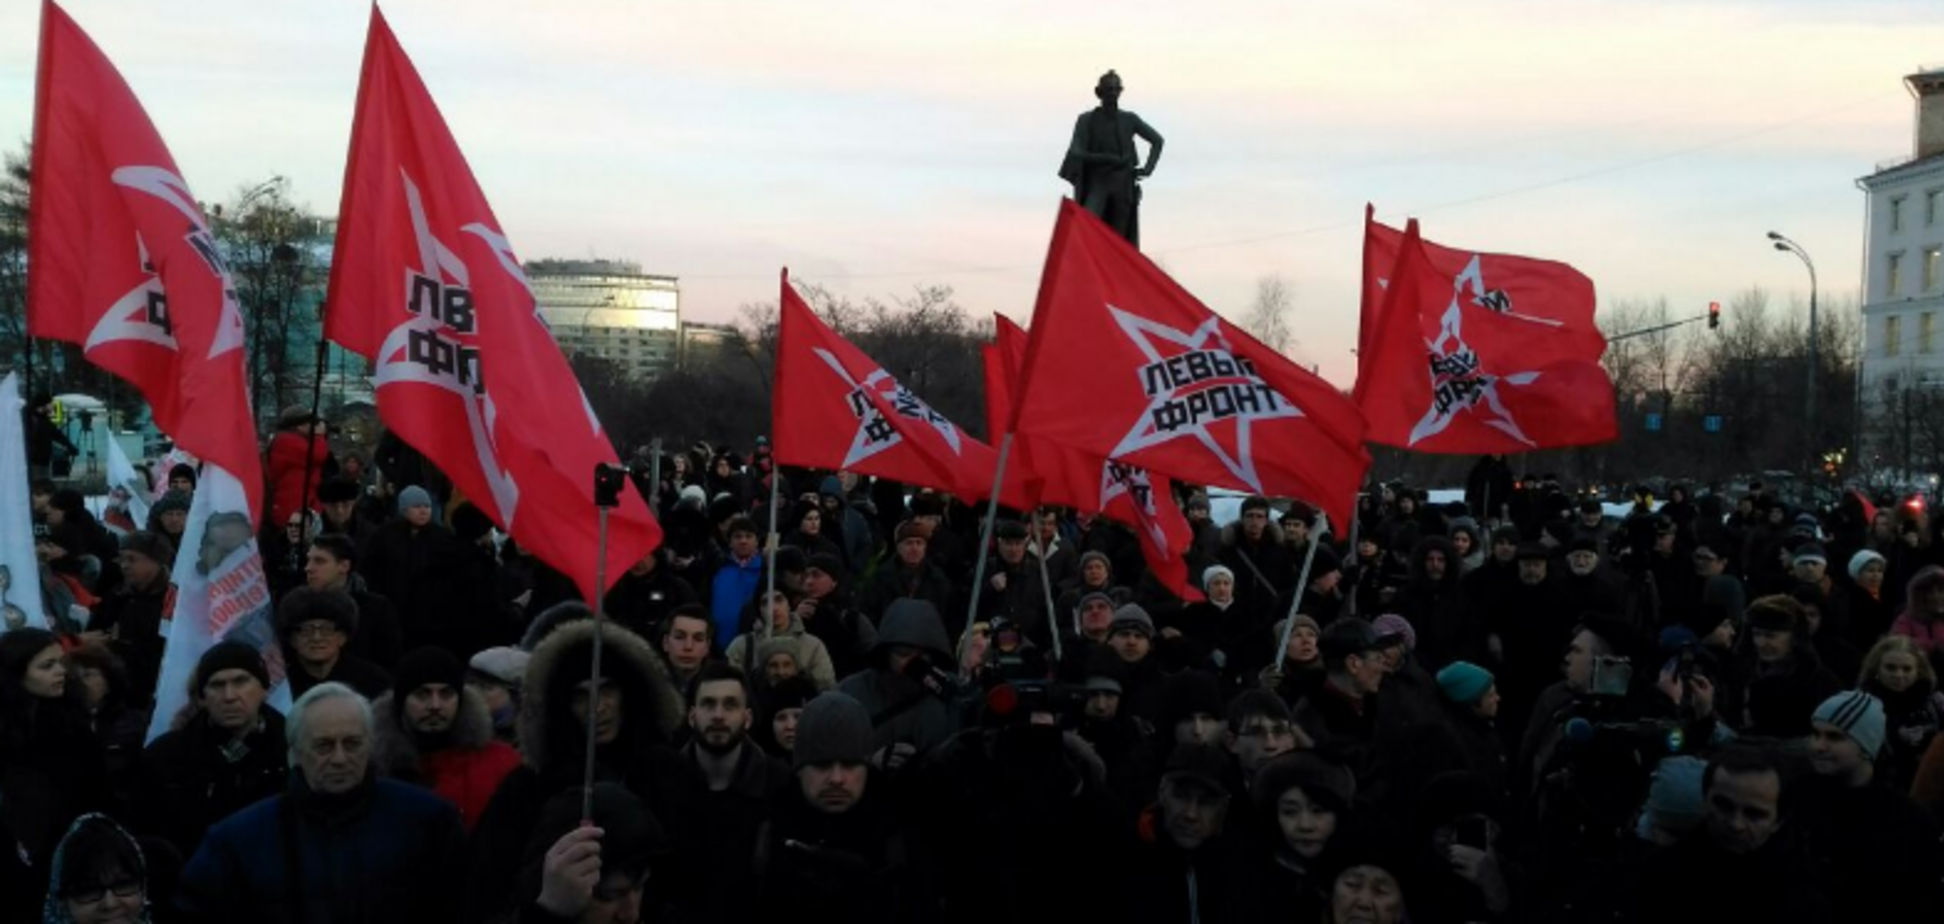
[397, 485, 433, 514]
[1108, 604, 1154, 638]
[793, 692, 875, 771]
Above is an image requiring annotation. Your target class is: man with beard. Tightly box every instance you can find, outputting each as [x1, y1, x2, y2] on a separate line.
[672, 663, 792, 923]
[371, 647, 522, 831]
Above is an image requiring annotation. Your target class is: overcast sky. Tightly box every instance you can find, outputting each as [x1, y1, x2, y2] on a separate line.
[3, 0, 1939, 383]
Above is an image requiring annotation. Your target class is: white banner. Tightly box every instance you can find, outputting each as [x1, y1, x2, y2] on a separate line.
[145, 463, 291, 742]
[104, 432, 151, 535]
[0, 373, 49, 635]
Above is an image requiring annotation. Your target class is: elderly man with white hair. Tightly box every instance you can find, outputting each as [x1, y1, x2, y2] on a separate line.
[176, 682, 467, 923]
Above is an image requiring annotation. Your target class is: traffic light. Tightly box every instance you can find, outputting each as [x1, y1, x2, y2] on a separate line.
[1708, 301, 1721, 330]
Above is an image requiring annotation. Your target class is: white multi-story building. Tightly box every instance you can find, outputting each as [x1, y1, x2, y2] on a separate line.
[1860, 68, 1944, 394]
[528, 259, 682, 381]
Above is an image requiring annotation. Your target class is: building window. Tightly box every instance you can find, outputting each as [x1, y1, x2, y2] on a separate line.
[1928, 247, 1943, 293]
[1893, 197, 1907, 233]
[1887, 315, 1903, 358]
[1890, 252, 1905, 298]
[1925, 313, 1938, 355]
[1930, 189, 1942, 226]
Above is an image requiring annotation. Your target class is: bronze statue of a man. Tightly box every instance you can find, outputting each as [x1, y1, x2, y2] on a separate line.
[1059, 70, 1164, 248]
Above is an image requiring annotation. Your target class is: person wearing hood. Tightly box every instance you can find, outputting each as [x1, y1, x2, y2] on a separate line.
[837, 599, 960, 760]
[371, 647, 523, 831]
[1221, 496, 1295, 635]
[605, 547, 699, 645]
[465, 621, 687, 922]
[1390, 536, 1482, 672]
[856, 520, 956, 630]
[817, 475, 876, 574]
[134, 643, 288, 861]
[1890, 563, 1944, 660]
[520, 783, 679, 924]
[40, 812, 175, 924]
[725, 590, 838, 691]
[176, 683, 467, 924]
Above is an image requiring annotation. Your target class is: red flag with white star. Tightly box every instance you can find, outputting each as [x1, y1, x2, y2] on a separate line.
[1356, 219, 1617, 452]
[326, 7, 660, 603]
[27, 0, 261, 515]
[1013, 200, 1369, 527]
[1359, 207, 1606, 375]
[990, 315, 1201, 601]
[774, 272, 1009, 503]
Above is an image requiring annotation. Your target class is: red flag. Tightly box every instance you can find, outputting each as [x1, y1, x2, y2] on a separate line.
[774, 273, 1007, 502]
[28, 0, 261, 512]
[326, 8, 659, 603]
[1360, 207, 1606, 373]
[1356, 219, 1617, 452]
[1013, 200, 1369, 527]
[991, 316, 1201, 601]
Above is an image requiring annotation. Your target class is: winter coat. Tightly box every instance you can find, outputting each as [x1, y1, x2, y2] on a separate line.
[725, 608, 839, 691]
[796, 590, 878, 681]
[1628, 828, 1829, 924]
[1118, 808, 1252, 924]
[371, 687, 523, 831]
[1292, 681, 1399, 813]
[176, 775, 467, 924]
[1795, 775, 1943, 922]
[465, 620, 687, 922]
[752, 783, 914, 924]
[818, 476, 876, 573]
[343, 586, 406, 672]
[1409, 698, 1510, 816]
[856, 558, 955, 629]
[1840, 580, 1897, 651]
[90, 581, 170, 698]
[1220, 521, 1294, 633]
[667, 741, 794, 924]
[0, 704, 106, 920]
[265, 429, 331, 528]
[1717, 646, 1842, 738]
[358, 519, 462, 651]
[910, 726, 1124, 924]
[837, 600, 959, 755]
[134, 706, 289, 860]
[286, 651, 393, 702]
[1392, 537, 1484, 670]
[1868, 679, 1944, 793]
[708, 553, 764, 647]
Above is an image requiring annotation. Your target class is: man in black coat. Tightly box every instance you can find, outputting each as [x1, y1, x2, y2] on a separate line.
[1798, 691, 1943, 919]
[670, 663, 792, 923]
[304, 533, 406, 672]
[606, 547, 699, 644]
[1220, 496, 1295, 635]
[134, 643, 290, 860]
[279, 588, 393, 701]
[93, 530, 175, 696]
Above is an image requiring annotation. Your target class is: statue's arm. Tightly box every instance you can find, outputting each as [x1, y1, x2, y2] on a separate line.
[1069, 113, 1121, 166]
[1134, 115, 1164, 178]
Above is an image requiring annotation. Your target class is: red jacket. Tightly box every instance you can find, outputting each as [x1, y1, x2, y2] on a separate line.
[266, 430, 329, 527]
[372, 688, 524, 831]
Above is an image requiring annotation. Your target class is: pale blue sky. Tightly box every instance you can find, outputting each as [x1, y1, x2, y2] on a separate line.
[3, 0, 1939, 383]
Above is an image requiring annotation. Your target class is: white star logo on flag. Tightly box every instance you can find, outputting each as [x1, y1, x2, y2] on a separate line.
[1107, 306, 1301, 494]
[812, 348, 963, 469]
[110, 166, 245, 360]
[1408, 266, 1543, 447]
[86, 232, 176, 353]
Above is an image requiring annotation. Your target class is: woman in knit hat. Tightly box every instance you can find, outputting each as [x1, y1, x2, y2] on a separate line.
[1055, 549, 1130, 615]
[1841, 549, 1896, 650]
[1161, 564, 1243, 677]
[754, 675, 818, 759]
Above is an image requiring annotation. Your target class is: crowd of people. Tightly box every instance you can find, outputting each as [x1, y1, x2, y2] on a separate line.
[7, 411, 1944, 922]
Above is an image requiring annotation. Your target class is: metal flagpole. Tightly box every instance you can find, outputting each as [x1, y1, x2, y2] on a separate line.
[1341, 501, 1363, 619]
[1274, 512, 1330, 663]
[1035, 526, 1063, 662]
[961, 433, 1014, 650]
[749, 458, 782, 677]
[581, 464, 620, 822]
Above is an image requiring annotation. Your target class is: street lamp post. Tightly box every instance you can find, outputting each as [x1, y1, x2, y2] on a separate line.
[1769, 231, 1819, 467]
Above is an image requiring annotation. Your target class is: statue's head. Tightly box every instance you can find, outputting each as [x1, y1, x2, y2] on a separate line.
[1095, 70, 1123, 103]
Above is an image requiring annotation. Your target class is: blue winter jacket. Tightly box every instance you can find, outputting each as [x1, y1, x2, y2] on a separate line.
[710, 553, 765, 647]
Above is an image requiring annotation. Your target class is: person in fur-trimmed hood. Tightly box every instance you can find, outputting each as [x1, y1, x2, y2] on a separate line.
[464, 620, 689, 922]
[372, 647, 523, 831]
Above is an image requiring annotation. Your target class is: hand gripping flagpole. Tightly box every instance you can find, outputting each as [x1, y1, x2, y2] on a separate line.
[584, 463, 627, 822]
[962, 433, 1014, 652]
[1275, 512, 1331, 664]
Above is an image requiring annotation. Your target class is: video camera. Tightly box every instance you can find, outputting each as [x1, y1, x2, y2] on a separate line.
[978, 634, 1083, 725]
